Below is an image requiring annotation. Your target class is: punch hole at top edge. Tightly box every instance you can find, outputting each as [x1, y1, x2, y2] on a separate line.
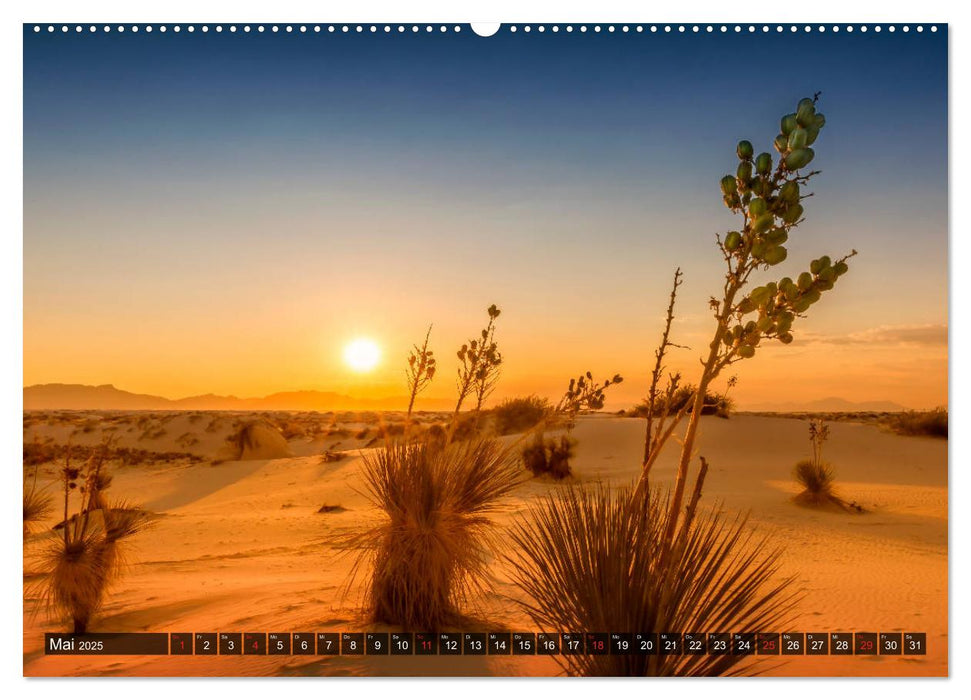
[471, 23, 500, 37]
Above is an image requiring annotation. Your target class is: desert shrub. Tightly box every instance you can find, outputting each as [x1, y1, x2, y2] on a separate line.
[493, 396, 551, 435]
[630, 385, 733, 419]
[353, 439, 522, 630]
[321, 450, 346, 463]
[521, 433, 575, 480]
[507, 484, 795, 676]
[885, 408, 947, 438]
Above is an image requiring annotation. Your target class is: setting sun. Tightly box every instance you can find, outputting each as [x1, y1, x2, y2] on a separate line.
[343, 338, 381, 372]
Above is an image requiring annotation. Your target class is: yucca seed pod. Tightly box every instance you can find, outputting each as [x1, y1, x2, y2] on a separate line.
[757, 316, 774, 333]
[779, 332, 794, 344]
[732, 325, 744, 339]
[818, 267, 836, 283]
[781, 113, 798, 135]
[749, 198, 768, 218]
[782, 203, 804, 224]
[805, 124, 820, 145]
[798, 272, 814, 291]
[816, 279, 835, 291]
[751, 240, 768, 260]
[776, 315, 793, 335]
[724, 230, 742, 251]
[792, 296, 813, 313]
[737, 140, 754, 160]
[752, 212, 775, 234]
[834, 261, 849, 276]
[763, 245, 788, 265]
[788, 128, 808, 150]
[755, 152, 772, 175]
[796, 99, 816, 127]
[721, 175, 737, 196]
[813, 113, 826, 128]
[738, 345, 756, 359]
[779, 180, 800, 203]
[774, 134, 789, 153]
[805, 289, 822, 304]
[765, 228, 788, 246]
[737, 297, 756, 314]
[750, 285, 771, 306]
[737, 161, 753, 181]
[785, 147, 815, 170]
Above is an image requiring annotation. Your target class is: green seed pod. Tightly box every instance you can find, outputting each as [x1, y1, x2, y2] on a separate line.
[818, 267, 836, 283]
[737, 345, 756, 359]
[724, 230, 742, 251]
[763, 245, 788, 265]
[737, 140, 754, 160]
[752, 212, 775, 234]
[750, 285, 771, 305]
[779, 332, 794, 344]
[810, 258, 825, 274]
[792, 296, 813, 313]
[732, 325, 744, 339]
[776, 315, 793, 335]
[798, 272, 814, 291]
[737, 161, 753, 181]
[834, 261, 849, 276]
[779, 181, 800, 203]
[720, 175, 737, 196]
[774, 134, 788, 153]
[797, 97, 815, 111]
[757, 316, 773, 333]
[744, 320, 757, 334]
[782, 203, 804, 224]
[785, 147, 815, 170]
[781, 113, 798, 135]
[765, 228, 788, 246]
[723, 193, 741, 210]
[816, 279, 835, 291]
[723, 329, 734, 346]
[805, 124, 820, 145]
[737, 297, 756, 314]
[751, 240, 768, 259]
[788, 127, 808, 150]
[779, 276, 795, 295]
[805, 289, 821, 304]
[796, 100, 816, 127]
[755, 152, 772, 175]
[818, 255, 831, 269]
[749, 198, 768, 218]
[813, 113, 826, 128]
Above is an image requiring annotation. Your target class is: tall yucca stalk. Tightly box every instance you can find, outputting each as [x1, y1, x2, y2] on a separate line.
[354, 438, 523, 630]
[508, 484, 797, 676]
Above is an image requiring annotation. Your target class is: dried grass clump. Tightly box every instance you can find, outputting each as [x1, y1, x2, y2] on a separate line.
[23, 466, 53, 540]
[885, 408, 947, 438]
[493, 395, 551, 435]
[508, 484, 795, 676]
[353, 439, 523, 630]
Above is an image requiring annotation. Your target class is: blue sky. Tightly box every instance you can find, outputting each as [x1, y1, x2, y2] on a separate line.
[22, 26, 948, 408]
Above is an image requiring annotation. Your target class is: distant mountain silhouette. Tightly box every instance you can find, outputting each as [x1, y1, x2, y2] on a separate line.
[23, 383, 452, 412]
[743, 396, 910, 412]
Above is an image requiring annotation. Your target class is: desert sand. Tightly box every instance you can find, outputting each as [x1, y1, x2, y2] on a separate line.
[22, 412, 947, 677]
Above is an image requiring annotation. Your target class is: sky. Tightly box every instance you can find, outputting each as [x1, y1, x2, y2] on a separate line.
[23, 25, 948, 410]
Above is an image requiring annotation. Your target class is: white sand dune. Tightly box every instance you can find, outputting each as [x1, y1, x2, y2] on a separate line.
[22, 414, 946, 677]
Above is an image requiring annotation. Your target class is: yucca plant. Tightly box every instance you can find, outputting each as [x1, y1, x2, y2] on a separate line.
[38, 442, 151, 633]
[353, 438, 523, 630]
[23, 464, 53, 541]
[508, 484, 796, 676]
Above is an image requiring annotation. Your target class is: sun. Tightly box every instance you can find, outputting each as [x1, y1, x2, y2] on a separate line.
[344, 338, 381, 372]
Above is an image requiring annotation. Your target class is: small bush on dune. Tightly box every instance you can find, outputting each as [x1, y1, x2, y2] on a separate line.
[521, 433, 575, 480]
[493, 396, 551, 435]
[885, 408, 947, 438]
[508, 484, 795, 676]
[353, 438, 523, 630]
[629, 385, 734, 419]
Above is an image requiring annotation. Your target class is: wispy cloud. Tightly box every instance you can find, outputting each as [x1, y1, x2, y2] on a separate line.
[800, 323, 948, 347]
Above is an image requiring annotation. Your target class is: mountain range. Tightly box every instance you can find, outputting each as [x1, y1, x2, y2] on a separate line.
[22, 383, 454, 412]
